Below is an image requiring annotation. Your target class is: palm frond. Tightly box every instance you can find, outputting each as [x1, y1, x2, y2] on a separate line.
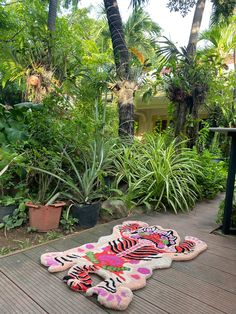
[125, 7, 161, 55]
[210, 0, 236, 25]
[129, 0, 149, 10]
[156, 37, 185, 65]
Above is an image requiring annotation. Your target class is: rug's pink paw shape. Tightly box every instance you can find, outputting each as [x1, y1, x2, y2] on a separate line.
[40, 252, 80, 272]
[184, 236, 207, 256]
[41, 252, 62, 269]
[86, 285, 133, 310]
[164, 235, 207, 261]
[40, 221, 207, 310]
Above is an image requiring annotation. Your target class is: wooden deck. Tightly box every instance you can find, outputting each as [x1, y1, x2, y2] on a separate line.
[1, 194, 236, 314]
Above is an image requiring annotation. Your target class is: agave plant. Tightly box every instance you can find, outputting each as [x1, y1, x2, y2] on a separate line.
[30, 140, 116, 204]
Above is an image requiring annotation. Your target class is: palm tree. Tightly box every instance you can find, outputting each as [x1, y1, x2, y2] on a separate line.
[200, 18, 236, 66]
[130, 0, 149, 10]
[103, 0, 129, 79]
[200, 17, 236, 127]
[211, 0, 236, 25]
[47, 0, 58, 66]
[103, 0, 155, 138]
[157, 39, 209, 141]
[48, 0, 58, 32]
[186, 1, 236, 143]
[124, 7, 161, 62]
[47, 0, 79, 62]
[187, 0, 206, 55]
[103, 0, 134, 138]
[158, 1, 235, 146]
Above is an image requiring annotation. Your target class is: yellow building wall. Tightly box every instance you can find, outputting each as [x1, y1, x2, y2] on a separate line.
[134, 93, 208, 135]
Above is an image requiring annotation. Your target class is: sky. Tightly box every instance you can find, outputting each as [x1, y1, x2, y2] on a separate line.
[79, 0, 213, 48]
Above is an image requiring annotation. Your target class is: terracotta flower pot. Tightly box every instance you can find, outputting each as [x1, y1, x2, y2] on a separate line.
[26, 202, 65, 232]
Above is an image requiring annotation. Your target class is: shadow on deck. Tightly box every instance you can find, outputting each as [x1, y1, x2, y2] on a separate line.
[1, 194, 236, 314]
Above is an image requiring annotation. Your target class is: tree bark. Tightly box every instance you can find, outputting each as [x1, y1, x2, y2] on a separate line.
[187, 0, 206, 55]
[174, 102, 188, 138]
[186, 97, 201, 148]
[104, 0, 129, 79]
[48, 0, 58, 32]
[47, 0, 58, 66]
[174, 0, 206, 142]
[104, 0, 135, 139]
[113, 81, 137, 138]
[179, 0, 206, 147]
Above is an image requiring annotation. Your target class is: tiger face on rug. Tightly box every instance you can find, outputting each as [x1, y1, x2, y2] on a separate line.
[40, 221, 207, 310]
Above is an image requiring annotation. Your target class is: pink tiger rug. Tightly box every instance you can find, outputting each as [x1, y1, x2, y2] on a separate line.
[41, 221, 207, 310]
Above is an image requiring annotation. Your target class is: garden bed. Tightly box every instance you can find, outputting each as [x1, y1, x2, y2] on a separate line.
[0, 215, 114, 256]
[0, 226, 66, 256]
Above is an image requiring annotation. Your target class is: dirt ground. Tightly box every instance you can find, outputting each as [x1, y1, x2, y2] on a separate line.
[0, 216, 112, 256]
[0, 225, 66, 255]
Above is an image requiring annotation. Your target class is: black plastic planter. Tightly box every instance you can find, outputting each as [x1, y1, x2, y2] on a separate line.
[71, 202, 101, 228]
[0, 205, 17, 222]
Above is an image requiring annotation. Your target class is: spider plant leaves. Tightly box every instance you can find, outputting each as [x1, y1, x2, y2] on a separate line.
[113, 133, 202, 213]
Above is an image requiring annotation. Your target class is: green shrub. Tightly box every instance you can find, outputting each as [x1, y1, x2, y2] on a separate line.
[194, 150, 227, 199]
[113, 133, 202, 213]
[216, 197, 236, 227]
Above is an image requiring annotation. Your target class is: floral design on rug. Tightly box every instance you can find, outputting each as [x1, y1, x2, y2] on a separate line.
[41, 221, 207, 310]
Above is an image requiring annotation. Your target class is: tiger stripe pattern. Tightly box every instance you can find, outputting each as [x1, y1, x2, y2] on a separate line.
[41, 221, 207, 310]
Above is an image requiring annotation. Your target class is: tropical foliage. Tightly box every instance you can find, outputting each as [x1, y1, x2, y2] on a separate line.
[113, 134, 202, 213]
[0, 0, 234, 237]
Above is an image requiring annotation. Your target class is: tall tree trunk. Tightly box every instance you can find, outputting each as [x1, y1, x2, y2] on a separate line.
[104, 0, 135, 139]
[183, 0, 206, 147]
[104, 0, 129, 78]
[175, 0, 206, 141]
[174, 102, 188, 138]
[186, 95, 201, 148]
[48, 0, 58, 67]
[48, 0, 58, 31]
[112, 81, 137, 137]
[187, 0, 206, 55]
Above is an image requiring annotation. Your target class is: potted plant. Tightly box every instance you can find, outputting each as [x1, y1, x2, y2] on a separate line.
[25, 171, 65, 232]
[30, 142, 109, 228]
[26, 199, 65, 232]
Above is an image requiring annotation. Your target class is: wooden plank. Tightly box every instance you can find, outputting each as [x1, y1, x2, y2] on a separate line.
[23, 243, 56, 262]
[107, 296, 168, 314]
[172, 259, 236, 294]
[0, 271, 46, 314]
[70, 230, 101, 244]
[50, 237, 82, 251]
[134, 277, 225, 314]
[154, 268, 236, 314]
[0, 253, 108, 314]
[206, 243, 236, 261]
[196, 251, 236, 275]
